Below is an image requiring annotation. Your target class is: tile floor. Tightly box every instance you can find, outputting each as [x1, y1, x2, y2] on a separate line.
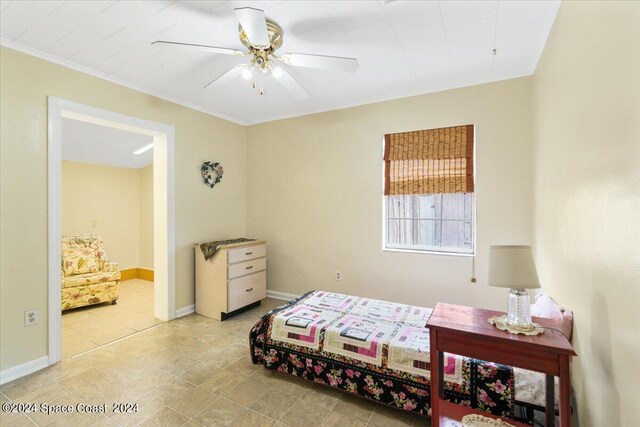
[62, 279, 162, 359]
[1, 297, 429, 427]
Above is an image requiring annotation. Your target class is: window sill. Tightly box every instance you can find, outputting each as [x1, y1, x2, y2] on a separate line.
[382, 247, 475, 257]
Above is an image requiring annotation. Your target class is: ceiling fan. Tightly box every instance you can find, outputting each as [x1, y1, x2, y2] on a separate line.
[152, 7, 359, 100]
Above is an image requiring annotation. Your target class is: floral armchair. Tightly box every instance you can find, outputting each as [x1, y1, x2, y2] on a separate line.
[61, 234, 120, 311]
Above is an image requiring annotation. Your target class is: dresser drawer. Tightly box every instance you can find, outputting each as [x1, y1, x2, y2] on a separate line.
[227, 244, 266, 264]
[227, 271, 266, 312]
[228, 257, 266, 280]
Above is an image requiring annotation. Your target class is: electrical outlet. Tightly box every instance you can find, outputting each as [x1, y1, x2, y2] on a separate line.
[335, 271, 341, 281]
[24, 309, 38, 327]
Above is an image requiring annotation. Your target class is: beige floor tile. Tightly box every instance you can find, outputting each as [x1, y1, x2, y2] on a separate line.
[0, 414, 35, 427]
[12, 381, 67, 406]
[43, 409, 102, 427]
[198, 370, 246, 395]
[168, 387, 219, 418]
[192, 398, 245, 426]
[225, 358, 261, 377]
[266, 374, 312, 398]
[147, 376, 195, 405]
[220, 378, 271, 407]
[62, 341, 99, 360]
[87, 416, 121, 426]
[159, 355, 200, 376]
[86, 327, 139, 346]
[300, 385, 341, 411]
[250, 390, 298, 420]
[229, 409, 275, 427]
[176, 363, 219, 386]
[62, 310, 98, 328]
[41, 358, 93, 382]
[368, 405, 416, 427]
[139, 407, 188, 427]
[0, 373, 57, 401]
[279, 400, 329, 427]
[121, 367, 176, 395]
[57, 368, 106, 390]
[332, 393, 376, 423]
[321, 411, 367, 427]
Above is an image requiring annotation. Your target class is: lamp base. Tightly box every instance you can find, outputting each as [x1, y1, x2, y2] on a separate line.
[506, 288, 532, 328]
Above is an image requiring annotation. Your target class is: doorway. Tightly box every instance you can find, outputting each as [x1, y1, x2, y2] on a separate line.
[48, 97, 175, 364]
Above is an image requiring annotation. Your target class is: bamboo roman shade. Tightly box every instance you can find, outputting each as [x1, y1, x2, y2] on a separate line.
[384, 124, 474, 195]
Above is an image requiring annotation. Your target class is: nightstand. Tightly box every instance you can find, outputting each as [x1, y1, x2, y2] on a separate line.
[427, 303, 576, 427]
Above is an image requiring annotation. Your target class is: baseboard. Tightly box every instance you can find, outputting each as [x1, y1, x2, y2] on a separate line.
[120, 268, 154, 282]
[138, 268, 154, 282]
[175, 304, 195, 318]
[266, 290, 299, 301]
[119, 268, 138, 281]
[0, 356, 49, 385]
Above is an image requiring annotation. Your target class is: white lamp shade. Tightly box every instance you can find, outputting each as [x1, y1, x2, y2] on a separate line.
[488, 245, 540, 289]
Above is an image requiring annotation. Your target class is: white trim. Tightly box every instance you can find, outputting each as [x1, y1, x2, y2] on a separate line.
[266, 290, 299, 301]
[1, 38, 246, 126]
[382, 248, 475, 257]
[48, 97, 176, 366]
[175, 305, 195, 318]
[0, 356, 49, 385]
[47, 97, 63, 365]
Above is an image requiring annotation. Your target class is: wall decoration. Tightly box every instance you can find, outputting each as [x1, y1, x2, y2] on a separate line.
[201, 161, 224, 188]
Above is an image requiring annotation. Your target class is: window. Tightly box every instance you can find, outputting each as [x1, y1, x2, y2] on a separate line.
[383, 125, 475, 255]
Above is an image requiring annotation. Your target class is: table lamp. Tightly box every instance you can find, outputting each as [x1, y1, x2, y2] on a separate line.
[488, 245, 540, 328]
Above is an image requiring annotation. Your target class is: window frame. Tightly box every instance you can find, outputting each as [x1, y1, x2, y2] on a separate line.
[381, 135, 477, 257]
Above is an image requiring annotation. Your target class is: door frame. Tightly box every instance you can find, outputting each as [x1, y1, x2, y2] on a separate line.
[47, 97, 176, 364]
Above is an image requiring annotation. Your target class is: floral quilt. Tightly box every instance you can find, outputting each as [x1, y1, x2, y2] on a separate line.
[250, 291, 515, 418]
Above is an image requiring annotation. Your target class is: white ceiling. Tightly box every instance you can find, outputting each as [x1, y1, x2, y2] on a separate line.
[0, 0, 561, 125]
[62, 118, 154, 169]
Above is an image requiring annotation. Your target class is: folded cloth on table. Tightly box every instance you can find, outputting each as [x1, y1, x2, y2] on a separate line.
[199, 238, 256, 261]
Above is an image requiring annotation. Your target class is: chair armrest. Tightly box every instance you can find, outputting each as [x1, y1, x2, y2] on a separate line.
[102, 261, 119, 272]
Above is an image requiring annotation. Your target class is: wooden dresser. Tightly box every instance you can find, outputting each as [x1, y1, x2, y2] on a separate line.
[194, 240, 267, 321]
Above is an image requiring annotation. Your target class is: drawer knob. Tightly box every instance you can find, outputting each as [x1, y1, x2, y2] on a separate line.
[245, 251, 253, 255]
[245, 265, 253, 270]
[246, 288, 254, 292]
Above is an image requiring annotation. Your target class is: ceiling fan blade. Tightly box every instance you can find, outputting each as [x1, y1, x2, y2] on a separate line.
[151, 40, 245, 56]
[234, 7, 269, 47]
[203, 65, 245, 89]
[274, 68, 310, 100]
[279, 53, 359, 73]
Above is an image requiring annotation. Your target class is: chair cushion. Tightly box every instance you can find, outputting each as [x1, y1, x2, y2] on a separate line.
[62, 270, 120, 288]
[62, 247, 99, 276]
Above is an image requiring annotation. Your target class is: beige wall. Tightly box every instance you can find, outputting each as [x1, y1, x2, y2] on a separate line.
[246, 77, 533, 310]
[62, 161, 149, 271]
[0, 47, 246, 371]
[532, 2, 640, 426]
[139, 164, 154, 270]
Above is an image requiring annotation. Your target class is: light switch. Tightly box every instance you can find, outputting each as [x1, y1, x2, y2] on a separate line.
[92, 220, 98, 228]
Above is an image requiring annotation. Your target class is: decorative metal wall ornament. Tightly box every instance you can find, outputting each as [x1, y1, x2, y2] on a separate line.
[201, 161, 224, 188]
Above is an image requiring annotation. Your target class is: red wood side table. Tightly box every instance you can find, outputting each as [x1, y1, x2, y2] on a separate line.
[427, 303, 576, 427]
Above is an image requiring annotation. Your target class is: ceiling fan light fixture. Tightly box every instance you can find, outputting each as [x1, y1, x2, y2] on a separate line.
[242, 67, 253, 80]
[271, 66, 283, 79]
